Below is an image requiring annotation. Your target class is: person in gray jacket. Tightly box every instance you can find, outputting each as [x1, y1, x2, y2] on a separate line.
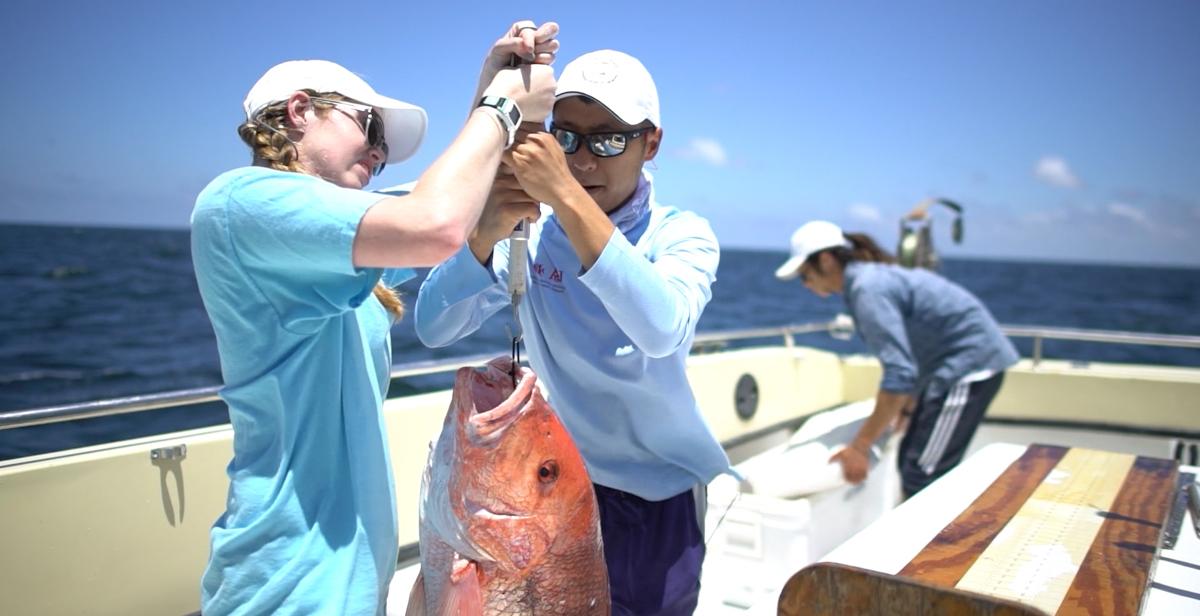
[775, 220, 1019, 497]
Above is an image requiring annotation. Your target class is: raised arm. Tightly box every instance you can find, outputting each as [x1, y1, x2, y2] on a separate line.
[507, 133, 714, 357]
[577, 216, 719, 357]
[352, 22, 558, 269]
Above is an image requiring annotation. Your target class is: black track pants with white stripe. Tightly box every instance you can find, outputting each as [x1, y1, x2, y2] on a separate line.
[897, 372, 1006, 498]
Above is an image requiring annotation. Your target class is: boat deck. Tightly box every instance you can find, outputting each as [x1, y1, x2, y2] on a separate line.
[386, 410, 1200, 615]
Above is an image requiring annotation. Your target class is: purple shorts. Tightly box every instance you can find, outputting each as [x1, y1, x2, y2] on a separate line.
[593, 483, 705, 616]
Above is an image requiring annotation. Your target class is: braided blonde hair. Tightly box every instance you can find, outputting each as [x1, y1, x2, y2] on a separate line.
[238, 90, 404, 320]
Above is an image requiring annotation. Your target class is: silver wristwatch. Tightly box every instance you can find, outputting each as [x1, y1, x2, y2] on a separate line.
[477, 95, 522, 149]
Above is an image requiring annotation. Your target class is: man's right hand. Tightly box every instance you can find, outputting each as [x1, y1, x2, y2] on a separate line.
[469, 166, 541, 265]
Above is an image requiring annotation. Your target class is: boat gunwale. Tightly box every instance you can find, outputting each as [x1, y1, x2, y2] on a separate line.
[2, 321, 1198, 432]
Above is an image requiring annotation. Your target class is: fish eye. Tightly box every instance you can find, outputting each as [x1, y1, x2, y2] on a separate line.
[538, 460, 559, 483]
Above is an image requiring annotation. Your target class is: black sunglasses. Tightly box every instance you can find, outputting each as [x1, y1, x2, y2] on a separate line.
[549, 123, 649, 158]
[311, 97, 389, 176]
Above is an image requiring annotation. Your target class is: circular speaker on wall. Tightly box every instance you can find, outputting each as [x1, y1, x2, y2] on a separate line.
[734, 373, 758, 420]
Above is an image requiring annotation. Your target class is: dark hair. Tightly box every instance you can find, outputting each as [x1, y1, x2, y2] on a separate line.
[236, 90, 405, 319]
[808, 232, 895, 273]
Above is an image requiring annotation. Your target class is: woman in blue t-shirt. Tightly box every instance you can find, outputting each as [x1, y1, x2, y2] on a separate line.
[190, 23, 559, 616]
[775, 220, 1019, 498]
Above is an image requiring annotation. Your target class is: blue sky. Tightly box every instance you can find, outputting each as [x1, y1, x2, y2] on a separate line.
[2, 1, 1197, 266]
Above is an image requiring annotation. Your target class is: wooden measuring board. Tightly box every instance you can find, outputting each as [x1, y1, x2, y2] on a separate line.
[781, 444, 1179, 615]
[779, 562, 1051, 616]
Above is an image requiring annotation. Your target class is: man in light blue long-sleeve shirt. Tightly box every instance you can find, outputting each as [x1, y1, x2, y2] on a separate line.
[414, 50, 731, 615]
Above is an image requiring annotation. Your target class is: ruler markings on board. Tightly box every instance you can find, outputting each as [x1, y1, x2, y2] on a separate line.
[954, 448, 1135, 614]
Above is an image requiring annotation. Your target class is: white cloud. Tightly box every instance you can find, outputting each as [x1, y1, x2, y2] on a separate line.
[848, 203, 882, 223]
[1107, 202, 1151, 228]
[1033, 156, 1081, 188]
[678, 137, 728, 166]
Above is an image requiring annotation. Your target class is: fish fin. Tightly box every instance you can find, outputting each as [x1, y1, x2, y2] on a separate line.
[403, 569, 427, 616]
[439, 559, 484, 616]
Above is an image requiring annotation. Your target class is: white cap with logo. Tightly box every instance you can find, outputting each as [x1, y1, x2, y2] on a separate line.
[775, 221, 851, 280]
[555, 50, 660, 127]
[242, 59, 428, 164]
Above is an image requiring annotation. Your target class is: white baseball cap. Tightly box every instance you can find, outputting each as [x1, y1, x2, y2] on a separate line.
[242, 59, 428, 164]
[556, 50, 660, 127]
[775, 221, 851, 280]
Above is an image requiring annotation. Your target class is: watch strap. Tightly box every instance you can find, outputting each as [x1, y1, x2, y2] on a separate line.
[477, 95, 522, 149]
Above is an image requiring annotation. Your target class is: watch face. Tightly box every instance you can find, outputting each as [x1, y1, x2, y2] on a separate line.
[504, 103, 521, 126]
[481, 96, 520, 127]
[479, 96, 519, 148]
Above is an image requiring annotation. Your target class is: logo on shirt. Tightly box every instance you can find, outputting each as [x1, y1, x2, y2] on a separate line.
[531, 262, 565, 293]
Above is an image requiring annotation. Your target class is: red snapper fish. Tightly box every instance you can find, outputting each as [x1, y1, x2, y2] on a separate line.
[405, 357, 610, 615]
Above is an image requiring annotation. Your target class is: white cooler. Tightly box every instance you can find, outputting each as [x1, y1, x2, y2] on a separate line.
[699, 401, 902, 614]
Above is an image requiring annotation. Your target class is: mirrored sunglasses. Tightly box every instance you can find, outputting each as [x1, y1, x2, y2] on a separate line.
[549, 124, 649, 158]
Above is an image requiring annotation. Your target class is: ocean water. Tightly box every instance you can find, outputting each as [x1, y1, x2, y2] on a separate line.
[2, 223, 1198, 460]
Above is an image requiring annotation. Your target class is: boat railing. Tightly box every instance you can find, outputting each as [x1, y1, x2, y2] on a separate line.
[1, 320, 1198, 432]
[999, 325, 1200, 366]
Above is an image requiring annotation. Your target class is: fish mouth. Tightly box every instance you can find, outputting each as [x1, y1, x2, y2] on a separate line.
[466, 359, 536, 444]
[464, 497, 530, 521]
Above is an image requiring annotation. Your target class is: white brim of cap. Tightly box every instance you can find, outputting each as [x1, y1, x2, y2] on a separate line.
[357, 92, 427, 164]
[774, 255, 806, 280]
[556, 91, 649, 127]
